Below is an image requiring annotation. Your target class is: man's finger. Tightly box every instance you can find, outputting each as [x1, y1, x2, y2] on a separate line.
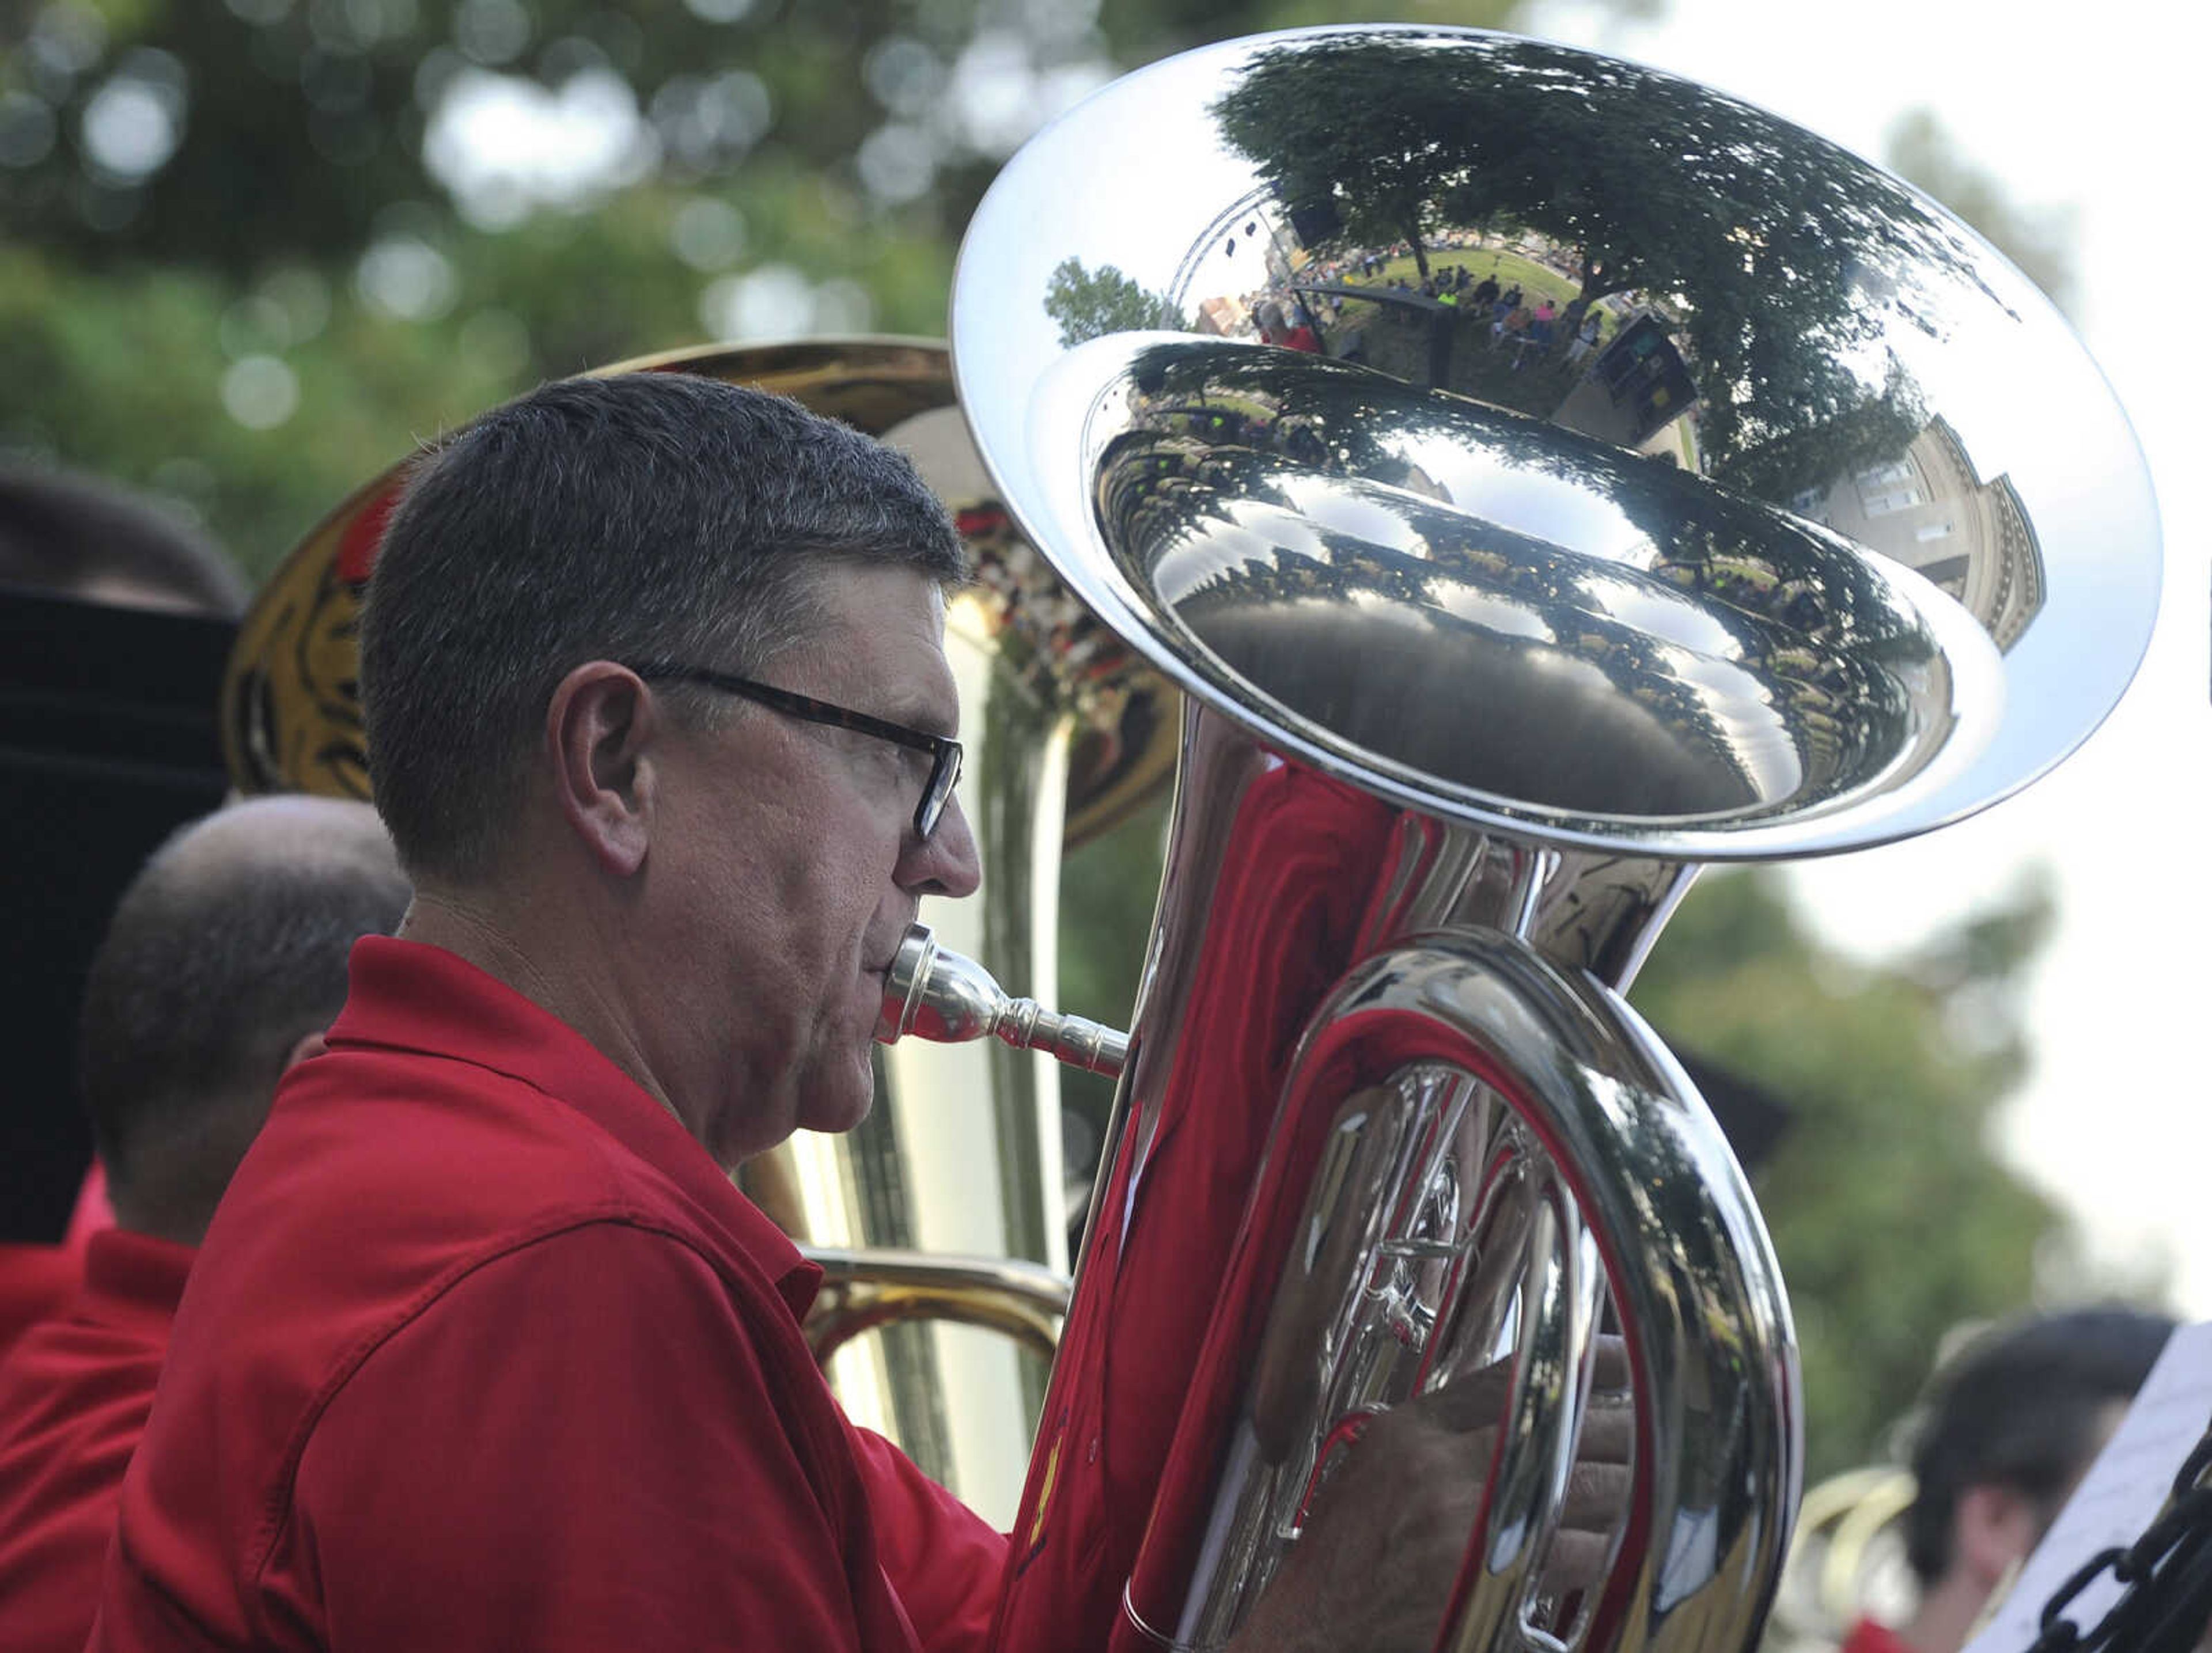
[1575, 1389, 1635, 1464]
[1589, 1331, 1630, 1391]
[1411, 1361, 1515, 1434]
[1410, 1346, 1635, 1446]
[1559, 1460, 1632, 1534]
[1540, 1526, 1618, 1595]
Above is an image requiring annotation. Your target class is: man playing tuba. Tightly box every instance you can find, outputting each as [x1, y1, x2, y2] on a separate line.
[91, 373, 1620, 1653]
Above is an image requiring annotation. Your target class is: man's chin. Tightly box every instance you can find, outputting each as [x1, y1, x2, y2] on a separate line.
[801, 1066, 877, 1138]
[821, 1094, 875, 1136]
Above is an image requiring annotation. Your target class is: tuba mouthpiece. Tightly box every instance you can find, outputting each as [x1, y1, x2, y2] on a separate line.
[874, 923, 1128, 1078]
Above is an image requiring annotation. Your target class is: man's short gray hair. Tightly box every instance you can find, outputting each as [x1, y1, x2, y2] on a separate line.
[359, 372, 967, 884]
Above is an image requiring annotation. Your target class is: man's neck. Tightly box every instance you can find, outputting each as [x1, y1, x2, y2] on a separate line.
[1900, 1571, 2001, 1653]
[399, 885, 691, 1141]
[400, 888, 566, 1014]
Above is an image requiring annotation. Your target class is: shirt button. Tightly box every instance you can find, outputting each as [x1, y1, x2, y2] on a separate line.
[1087, 1435, 1100, 1464]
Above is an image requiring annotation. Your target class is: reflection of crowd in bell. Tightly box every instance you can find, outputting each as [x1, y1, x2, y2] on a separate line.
[1092, 355, 1932, 808]
[955, 502, 1141, 738]
[1192, 225, 1699, 452]
[1248, 229, 1624, 376]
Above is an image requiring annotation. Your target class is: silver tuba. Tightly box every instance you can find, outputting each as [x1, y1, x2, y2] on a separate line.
[887, 25, 2160, 1653]
[217, 338, 1176, 1527]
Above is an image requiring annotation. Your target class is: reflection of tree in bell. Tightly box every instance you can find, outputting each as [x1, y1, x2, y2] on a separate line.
[1209, 32, 1990, 506]
[1043, 258, 1183, 348]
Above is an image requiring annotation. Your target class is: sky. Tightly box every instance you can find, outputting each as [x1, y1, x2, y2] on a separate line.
[1527, 0, 2212, 1309]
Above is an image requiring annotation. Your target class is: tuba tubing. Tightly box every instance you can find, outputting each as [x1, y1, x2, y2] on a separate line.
[799, 1244, 1073, 1368]
[882, 726, 1800, 1651]
[1114, 926, 1798, 1652]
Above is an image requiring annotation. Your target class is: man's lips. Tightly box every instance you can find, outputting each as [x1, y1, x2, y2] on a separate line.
[865, 918, 919, 980]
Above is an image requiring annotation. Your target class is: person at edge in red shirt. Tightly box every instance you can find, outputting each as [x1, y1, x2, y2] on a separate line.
[90, 373, 1614, 1653]
[1840, 1306, 2175, 1653]
[0, 795, 411, 1653]
[1256, 299, 1322, 354]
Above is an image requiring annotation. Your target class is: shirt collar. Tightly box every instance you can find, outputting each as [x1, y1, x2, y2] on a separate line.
[329, 935, 820, 1316]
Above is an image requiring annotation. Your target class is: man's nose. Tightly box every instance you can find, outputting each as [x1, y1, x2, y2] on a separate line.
[903, 793, 982, 898]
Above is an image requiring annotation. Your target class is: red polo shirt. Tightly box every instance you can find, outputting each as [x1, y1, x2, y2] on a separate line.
[0, 1162, 119, 1361]
[0, 1243, 80, 1360]
[0, 1227, 194, 1653]
[92, 936, 1004, 1652]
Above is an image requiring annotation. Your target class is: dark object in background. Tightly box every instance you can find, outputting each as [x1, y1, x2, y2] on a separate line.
[0, 465, 248, 617]
[1675, 1048, 1793, 1172]
[1592, 313, 1700, 445]
[0, 590, 233, 1241]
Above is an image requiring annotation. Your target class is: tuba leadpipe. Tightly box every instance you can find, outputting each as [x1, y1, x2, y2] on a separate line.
[877, 922, 1130, 1078]
[903, 24, 2160, 1653]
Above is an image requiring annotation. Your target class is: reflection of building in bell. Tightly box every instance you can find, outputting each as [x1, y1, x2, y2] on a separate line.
[1166, 187, 1306, 331]
[1395, 463, 1447, 504]
[1553, 313, 1699, 456]
[1196, 295, 1252, 336]
[1797, 417, 2044, 651]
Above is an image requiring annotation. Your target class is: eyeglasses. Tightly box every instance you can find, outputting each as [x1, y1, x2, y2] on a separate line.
[627, 661, 964, 843]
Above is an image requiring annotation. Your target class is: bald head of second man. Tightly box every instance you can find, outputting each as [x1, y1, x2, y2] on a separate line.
[77, 796, 410, 1245]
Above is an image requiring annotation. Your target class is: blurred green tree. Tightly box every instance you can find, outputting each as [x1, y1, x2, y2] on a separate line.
[1886, 108, 2078, 317]
[0, 0, 1556, 568]
[1043, 256, 1179, 347]
[1628, 867, 2074, 1479]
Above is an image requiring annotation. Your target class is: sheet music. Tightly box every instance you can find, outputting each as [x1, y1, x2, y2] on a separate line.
[1963, 1319, 2212, 1652]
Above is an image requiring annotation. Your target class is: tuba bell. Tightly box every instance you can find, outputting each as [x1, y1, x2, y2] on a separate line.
[217, 337, 1175, 1526]
[887, 24, 2160, 1652]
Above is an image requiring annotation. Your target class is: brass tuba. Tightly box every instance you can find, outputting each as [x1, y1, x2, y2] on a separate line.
[892, 25, 2161, 1652]
[217, 338, 1174, 1526]
[1767, 1466, 1919, 1650]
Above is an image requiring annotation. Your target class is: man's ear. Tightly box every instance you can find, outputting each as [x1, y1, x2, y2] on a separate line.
[546, 662, 661, 876]
[1955, 1481, 2045, 1590]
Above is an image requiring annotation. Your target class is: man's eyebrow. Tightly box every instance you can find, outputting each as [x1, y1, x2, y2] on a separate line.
[874, 689, 957, 739]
